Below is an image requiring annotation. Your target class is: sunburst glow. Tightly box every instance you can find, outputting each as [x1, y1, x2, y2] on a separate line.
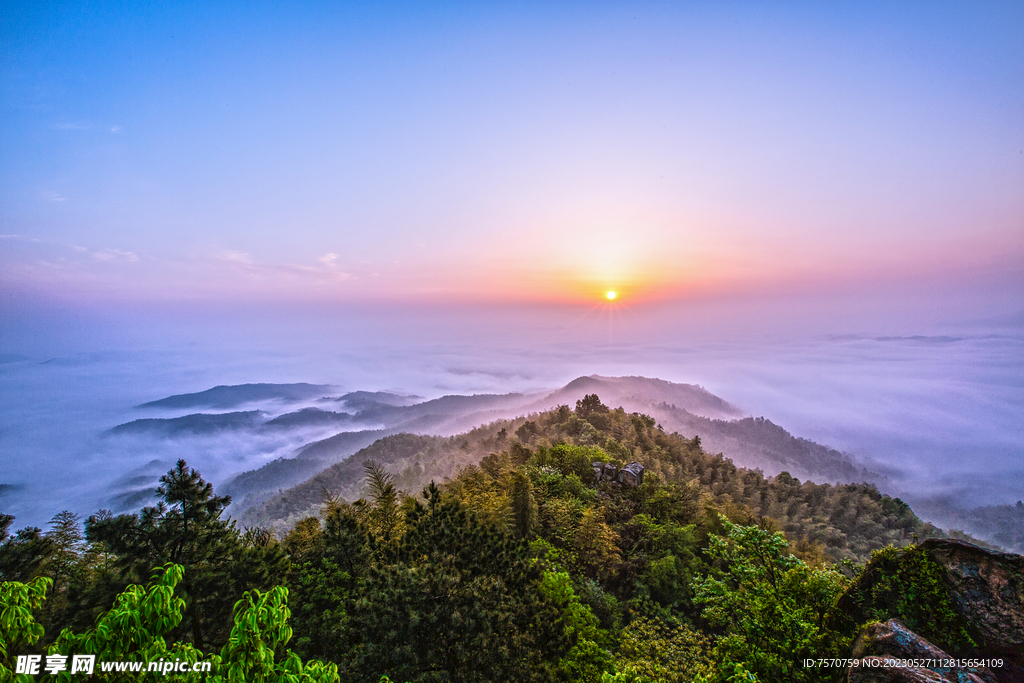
[606, 291, 616, 300]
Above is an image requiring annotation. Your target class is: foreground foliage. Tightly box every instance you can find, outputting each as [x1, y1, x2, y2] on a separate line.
[1, 564, 337, 683]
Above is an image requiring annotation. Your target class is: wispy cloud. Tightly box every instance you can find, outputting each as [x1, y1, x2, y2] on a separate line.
[39, 190, 67, 202]
[91, 249, 139, 262]
[6, 241, 360, 299]
[0, 235, 143, 274]
[215, 251, 354, 282]
[0, 234, 45, 245]
[219, 251, 255, 265]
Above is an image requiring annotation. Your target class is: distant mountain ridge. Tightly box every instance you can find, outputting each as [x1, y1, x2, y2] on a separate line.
[632, 405, 873, 485]
[111, 410, 266, 435]
[238, 397, 969, 568]
[192, 376, 865, 518]
[333, 391, 423, 409]
[138, 383, 335, 410]
[110, 375, 1014, 549]
[526, 375, 745, 421]
[221, 429, 392, 510]
[119, 376, 864, 508]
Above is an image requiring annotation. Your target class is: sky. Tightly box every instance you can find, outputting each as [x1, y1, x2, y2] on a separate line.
[2, 1, 1022, 309]
[2, 2, 1024, 531]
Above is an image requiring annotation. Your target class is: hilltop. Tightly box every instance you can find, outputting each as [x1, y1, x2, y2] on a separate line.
[242, 393, 954, 565]
[213, 375, 870, 516]
[104, 375, 1015, 551]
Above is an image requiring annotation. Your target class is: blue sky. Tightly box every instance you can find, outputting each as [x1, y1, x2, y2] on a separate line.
[1, 1, 1022, 306]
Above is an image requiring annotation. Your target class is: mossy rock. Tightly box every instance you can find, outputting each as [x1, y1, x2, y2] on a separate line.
[832, 543, 976, 654]
[834, 539, 1024, 663]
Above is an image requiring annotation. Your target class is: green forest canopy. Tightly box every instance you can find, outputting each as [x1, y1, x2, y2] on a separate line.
[0, 395, 997, 682]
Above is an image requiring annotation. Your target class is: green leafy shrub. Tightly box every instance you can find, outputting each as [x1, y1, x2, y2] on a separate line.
[693, 518, 847, 683]
[0, 575, 51, 681]
[2, 564, 338, 683]
[611, 617, 715, 683]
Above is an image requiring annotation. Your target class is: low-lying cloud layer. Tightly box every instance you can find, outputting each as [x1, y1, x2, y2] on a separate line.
[1, 302, 1021, 539]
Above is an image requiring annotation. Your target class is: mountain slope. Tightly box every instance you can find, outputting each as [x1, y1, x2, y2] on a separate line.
[243, 398, 955, 563]
[110, 411, 265, 435]
[527, 375, 744, 420]
[221, 429, 392, 511]
[138, 383, 335, 410]
[526, 376, 867, 484]
[219, 376, 875, 517]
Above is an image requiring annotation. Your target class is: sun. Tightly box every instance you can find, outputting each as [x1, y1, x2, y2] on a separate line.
[606, 290, 616, 300]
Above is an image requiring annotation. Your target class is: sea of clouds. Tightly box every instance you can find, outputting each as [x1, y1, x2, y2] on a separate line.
[1, 298, 1022, 531]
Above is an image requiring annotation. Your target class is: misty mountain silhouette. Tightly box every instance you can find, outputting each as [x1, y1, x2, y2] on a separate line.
[110, 410, 265, 435]
[263, 408, 356, 429]
[138, 383, 335, 410]
[528, 374, 745, 420]
[115, 375, 859, 514]
[108, 375, 1024, 550]
[334, 391, 422, 410]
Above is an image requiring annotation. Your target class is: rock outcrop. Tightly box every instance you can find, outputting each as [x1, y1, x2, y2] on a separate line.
[618, 462, 644, 487]
[920, 539, 1024, 658]
[591, 461, 644, 487]
[592, 462, 619, 483]
[848, 619, 998, 683]
[846, 540, 1024, 683]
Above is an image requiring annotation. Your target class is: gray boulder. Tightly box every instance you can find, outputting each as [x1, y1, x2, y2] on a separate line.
[618, 462, 644, 487]
[591, 462, 619, 483]
[846, 540, 1024, 683]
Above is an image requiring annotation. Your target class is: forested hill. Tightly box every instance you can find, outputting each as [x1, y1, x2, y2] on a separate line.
[244, 394, 954, 564]
[639, 405, 873, 485]
[104, 375, 871, 519]
[218, 375, 873, 521]
[3, 393, 1015, 683]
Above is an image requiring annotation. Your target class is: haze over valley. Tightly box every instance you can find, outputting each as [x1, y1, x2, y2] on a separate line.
[2, 303, 1021, 551]
[3, 5, 1024, 676]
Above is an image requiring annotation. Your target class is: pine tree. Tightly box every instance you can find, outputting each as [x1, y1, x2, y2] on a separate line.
[285, 505, 371, 662]
[510, 471, 538, 539]
[352, 483, 566, 683]
[0, 514, 55, 582]
[86, 460, 287, 651]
